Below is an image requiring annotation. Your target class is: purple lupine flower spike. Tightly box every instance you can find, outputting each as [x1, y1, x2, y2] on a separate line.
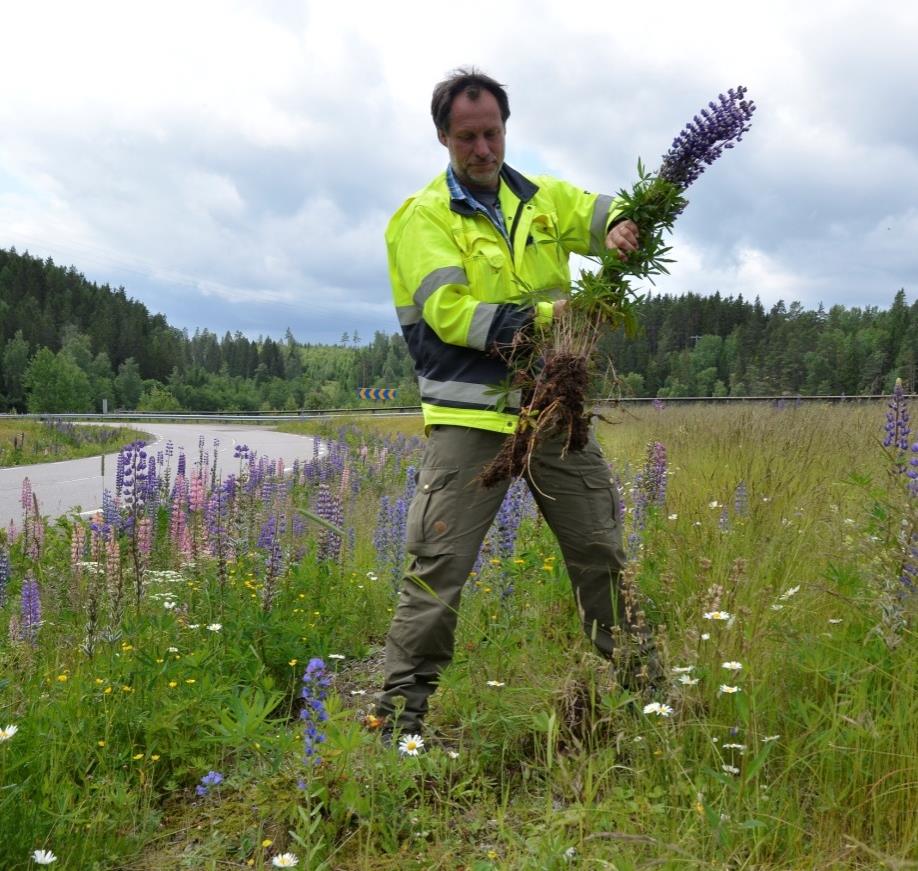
[659, 85, 756, 190]
[0, 546, 10, 608]
[20, 575, 41, 643]
[300, 657, 331, 764]
[884, 379, 911, 455]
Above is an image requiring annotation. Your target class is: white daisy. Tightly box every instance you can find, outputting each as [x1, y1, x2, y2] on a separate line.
[485, 680, 505, 687]
[721, 661, 743, 671]
[0, 724, 19, 742]
[779, 585, 801, 600]
[703, 611, 732, 621]
[32, 850, 58, 865]
[398, 733, 425, 756]
[719, 685, 741, 694]
[708, 501, 721, 509]
[642, 702, 674, 717]
[671, 666, 694, 674]
[722, 743, 747, 752]
[206, 623, 222, 632]
[678, 674, 700, 686]
[762, 734, 781, 743]
[328, 654, 346, 660]
[722, 764, 740, 775]
[271, 853, 299, 868]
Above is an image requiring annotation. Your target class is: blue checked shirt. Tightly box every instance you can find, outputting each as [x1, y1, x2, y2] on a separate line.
[446, 165, 510, 244]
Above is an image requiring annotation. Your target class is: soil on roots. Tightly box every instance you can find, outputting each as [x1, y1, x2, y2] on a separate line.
[480, 352, 591, 487]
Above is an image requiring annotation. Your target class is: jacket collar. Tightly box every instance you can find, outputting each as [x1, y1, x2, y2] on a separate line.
[447, 163, 539, 216]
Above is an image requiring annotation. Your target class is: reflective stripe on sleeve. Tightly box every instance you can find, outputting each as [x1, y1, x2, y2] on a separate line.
[467, 302, 499, 350]
[418, 376, 521, 409]
[589, 194, 614, 256]
[396, 304, 421, 326]
[413, 265, 468, 308]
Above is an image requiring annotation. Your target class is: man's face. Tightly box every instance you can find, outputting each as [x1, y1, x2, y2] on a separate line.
[438, 89, 505, 191]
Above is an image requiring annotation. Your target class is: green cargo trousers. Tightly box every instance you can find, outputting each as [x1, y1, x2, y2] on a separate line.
[377, 424, 633, 732]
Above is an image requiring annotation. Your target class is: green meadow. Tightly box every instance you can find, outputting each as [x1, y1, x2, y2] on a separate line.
[0, 401, 916, 870]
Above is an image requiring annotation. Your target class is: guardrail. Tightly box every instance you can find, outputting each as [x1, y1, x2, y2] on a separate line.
[0, 394, 907, 425]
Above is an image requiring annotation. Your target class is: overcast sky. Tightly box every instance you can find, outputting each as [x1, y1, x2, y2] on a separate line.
[1, 0, 915, 345]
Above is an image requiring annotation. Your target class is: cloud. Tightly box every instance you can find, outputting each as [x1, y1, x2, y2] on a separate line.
[0, 0, 915, 343]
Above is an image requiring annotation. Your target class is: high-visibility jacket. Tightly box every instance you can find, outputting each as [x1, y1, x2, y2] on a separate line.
[387, 164, 618, 434]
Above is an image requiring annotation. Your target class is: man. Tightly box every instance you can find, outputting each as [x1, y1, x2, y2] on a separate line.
[376, 68, 653, 738]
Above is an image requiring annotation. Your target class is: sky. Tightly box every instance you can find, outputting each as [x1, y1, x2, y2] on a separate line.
[1, 0, 916, 345]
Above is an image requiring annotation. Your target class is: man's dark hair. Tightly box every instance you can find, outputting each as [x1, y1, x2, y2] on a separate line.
[431, 67, 510, 134]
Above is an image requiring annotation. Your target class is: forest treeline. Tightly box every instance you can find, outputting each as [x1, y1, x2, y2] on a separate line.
[1, 247, 915, 413]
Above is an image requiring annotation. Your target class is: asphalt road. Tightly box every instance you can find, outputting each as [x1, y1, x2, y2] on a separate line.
[0, 423, 319, 530]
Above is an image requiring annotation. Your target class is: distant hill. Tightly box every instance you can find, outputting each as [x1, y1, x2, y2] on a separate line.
[0, 247, 181, 381]
[0, 247, 416, 413]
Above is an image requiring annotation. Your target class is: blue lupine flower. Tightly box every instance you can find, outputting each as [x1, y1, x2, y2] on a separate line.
[101, 489, 120, 532]
[733, 480, 749, 516]
[660, 86, 756, 190]
[118, 440, 149, 522]
[300, 658, 331, 764]
[0, 546, 10, 608]
[20, 575, 41, 643]
[638, 442, 667, 508]
[628, 481, 648, 559]
[315, 484, 343, 562]
[884, 381, 911, 474]
[909, 441, 918, 496]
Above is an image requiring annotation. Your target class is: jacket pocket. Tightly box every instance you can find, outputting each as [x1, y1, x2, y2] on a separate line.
[406, 467, 460, 556]
[524, 213, 570, 291]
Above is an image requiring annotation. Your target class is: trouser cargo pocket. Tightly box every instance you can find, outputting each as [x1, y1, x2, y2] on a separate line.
[406, 467, 459, 556]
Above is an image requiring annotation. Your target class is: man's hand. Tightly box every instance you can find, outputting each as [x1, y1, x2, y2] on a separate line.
[606, 219, 639, 258]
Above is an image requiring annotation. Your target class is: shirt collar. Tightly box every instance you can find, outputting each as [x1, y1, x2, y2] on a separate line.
[446, 164, 495, 210]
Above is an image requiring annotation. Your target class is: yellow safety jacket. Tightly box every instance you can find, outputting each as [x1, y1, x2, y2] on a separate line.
[386, 164, 619, 434]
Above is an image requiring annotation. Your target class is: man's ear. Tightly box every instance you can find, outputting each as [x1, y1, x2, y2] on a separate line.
[437, 129, 448, 147]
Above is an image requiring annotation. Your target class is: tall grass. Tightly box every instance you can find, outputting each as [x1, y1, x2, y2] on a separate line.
[0, 402, 915, 869]
[0, 419, 151, 466]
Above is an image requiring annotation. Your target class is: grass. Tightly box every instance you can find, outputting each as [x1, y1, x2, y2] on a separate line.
[0, 419, 152, 467]
[1, 401, 916, 869]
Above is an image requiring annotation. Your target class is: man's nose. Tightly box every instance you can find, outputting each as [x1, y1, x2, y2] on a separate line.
[473, 136, 491, 157]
